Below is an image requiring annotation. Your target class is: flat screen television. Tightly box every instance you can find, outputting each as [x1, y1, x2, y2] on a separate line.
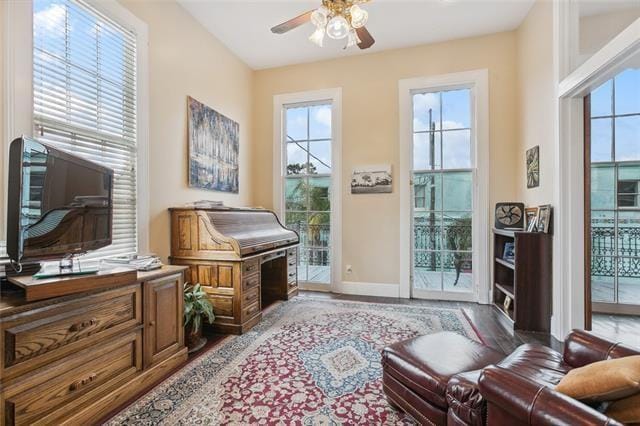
[6, 137, 114, 265]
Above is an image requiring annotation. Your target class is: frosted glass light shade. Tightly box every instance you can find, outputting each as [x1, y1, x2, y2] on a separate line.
[350, 5, 368, 28]
[309, 27, 325, 47]
[311, 6, 329, 28]
[326, 15, 350, 39]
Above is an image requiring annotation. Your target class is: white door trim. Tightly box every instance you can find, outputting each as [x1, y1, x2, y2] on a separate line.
[273, 88, 343, 292]
[399, 69, 490, 303]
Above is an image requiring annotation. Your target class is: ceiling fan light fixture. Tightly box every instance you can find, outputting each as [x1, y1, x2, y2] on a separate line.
[309, 27, 325, 47]
[311, 6, 329, 28]
[326, 15, 350, 40]
[349, 4, 368, 29]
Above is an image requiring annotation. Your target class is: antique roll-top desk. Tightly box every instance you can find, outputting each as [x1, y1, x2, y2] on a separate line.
[169, 207, 299, 334]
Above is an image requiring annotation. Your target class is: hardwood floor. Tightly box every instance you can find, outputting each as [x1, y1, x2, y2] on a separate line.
[592, 313, 640, 348]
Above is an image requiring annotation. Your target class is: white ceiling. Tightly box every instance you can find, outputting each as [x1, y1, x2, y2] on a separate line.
[177, 0, 536, 70]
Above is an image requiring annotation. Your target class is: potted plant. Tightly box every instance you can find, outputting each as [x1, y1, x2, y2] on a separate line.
[184, 283, 215, 353]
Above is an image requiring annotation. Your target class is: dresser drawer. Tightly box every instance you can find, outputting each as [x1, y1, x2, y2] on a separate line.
[2, 285, 141, 379]
[287, 255, 297, 271]
[3, 331, 142, 426]
[287, 248, 297, 258]
[287, 269, 297, 284]
[242, 302, 261, 320]
[242, 273, 260, 291]
[242, 286, 260, 307]
[242, 259, 260, 276]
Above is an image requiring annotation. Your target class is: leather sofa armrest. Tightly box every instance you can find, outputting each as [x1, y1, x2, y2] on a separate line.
[478, 366, 622, 426]
[563, 329, 639, 367]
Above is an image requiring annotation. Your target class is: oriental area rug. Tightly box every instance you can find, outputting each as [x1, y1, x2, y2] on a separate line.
[107, 296, 480, 425]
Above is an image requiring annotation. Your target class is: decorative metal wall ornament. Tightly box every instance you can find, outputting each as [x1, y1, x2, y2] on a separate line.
[527, 145, 540, 189]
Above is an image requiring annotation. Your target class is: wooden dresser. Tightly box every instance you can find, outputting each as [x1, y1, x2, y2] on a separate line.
[169, 207, 299, 335]
[0, 265, 188, 425]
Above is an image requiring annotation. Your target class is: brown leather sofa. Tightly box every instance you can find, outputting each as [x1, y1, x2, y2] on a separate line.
[383, 329, 638, 426]
[479, 329, 638, 426]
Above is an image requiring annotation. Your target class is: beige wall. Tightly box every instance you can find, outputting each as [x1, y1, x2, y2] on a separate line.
[516, 0, 555, 207]
[120, 1, 254, 261]
[579, 7, 640, 65]
[253, 32, 519, 285]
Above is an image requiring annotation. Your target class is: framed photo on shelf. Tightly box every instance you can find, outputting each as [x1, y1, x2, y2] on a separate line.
[503, 296, 512, 312]
[525, 207, 539, 231]
[503, 242, 515, 262]
[537, 205, 553, 233]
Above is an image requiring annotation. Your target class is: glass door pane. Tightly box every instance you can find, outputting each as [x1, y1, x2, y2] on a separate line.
[411, 88, 474, 297]
[589, 69, 640, 309]
[283, 103, 332, 284]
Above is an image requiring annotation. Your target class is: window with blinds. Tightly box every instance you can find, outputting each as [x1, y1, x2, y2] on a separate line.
[33, 0, 138, 259]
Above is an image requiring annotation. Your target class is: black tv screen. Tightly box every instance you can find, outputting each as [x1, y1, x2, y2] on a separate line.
[6, 137, 114, 263]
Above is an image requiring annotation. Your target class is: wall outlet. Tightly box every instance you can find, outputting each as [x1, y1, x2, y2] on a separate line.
[346, 264, 352, 274]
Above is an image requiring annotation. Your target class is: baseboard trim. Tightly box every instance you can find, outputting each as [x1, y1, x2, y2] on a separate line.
[334, 281, 400, 298]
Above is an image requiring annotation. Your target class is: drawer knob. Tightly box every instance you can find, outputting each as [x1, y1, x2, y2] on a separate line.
[69, 372, 97, 392]
[69, 318, 97, 332]
[150, 321, 156, 326]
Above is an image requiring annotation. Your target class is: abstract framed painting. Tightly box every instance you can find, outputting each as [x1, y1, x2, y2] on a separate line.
[188, 96, 239, 193]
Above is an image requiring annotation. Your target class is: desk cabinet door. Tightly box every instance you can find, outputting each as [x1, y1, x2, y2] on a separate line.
[144, 274, 184, 368]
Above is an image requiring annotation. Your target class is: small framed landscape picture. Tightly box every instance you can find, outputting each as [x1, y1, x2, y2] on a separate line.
[537, 204, 552, 233]
[526, 146, 540, 189]
[351, 165, 392, 194]
[525, 207, 539, 232]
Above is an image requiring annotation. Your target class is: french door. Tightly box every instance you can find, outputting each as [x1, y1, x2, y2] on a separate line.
[586, 69, 640, 317]
[410, 87, 475, 300]
[282, 101, 333, 285]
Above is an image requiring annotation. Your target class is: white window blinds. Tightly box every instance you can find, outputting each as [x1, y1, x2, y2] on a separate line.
[33, 0, 138, 259]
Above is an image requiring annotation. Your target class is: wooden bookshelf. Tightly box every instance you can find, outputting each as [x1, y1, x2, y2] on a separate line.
[493, 228, 552, 333]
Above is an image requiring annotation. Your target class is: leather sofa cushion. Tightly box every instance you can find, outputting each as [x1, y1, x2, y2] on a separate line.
[446, 370, 486, 426]
[556, 355, 640, 402]
[497, 343, 572, 387]
[381, 332, 504, 409]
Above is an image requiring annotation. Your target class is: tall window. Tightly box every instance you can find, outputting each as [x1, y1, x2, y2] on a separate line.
[590, 69, 640, 306]
[412, 88, 473, 294]
[33, 0, 138, 258]
[283, 103, 332, 284]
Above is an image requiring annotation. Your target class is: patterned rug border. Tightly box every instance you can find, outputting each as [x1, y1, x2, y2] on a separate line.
[106, 296, 481, 425]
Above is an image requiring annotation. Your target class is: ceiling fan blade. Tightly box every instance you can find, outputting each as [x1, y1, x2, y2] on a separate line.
[271, 10, 314, 34]
[356, 26, 375, 49]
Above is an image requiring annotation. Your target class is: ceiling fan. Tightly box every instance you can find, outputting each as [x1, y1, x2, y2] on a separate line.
[270, 0, 375, 50]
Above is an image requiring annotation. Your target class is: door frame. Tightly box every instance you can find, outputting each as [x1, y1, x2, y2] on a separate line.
[272, 88, 342, 292]
[399, 70, 490, 303]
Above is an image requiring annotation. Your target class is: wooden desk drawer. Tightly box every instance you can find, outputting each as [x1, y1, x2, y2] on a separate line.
[242, 302, 260, 320]
[287, 269, 297, 284]
[287, 248, 297, 258]
[287, 255, 297, 270]
[242, 273, 260, 291]
[242, 259, 260, 276]
[242, 286, 259, 307]
[3, 331, 142, 426]
[2, 285, 141, 377]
